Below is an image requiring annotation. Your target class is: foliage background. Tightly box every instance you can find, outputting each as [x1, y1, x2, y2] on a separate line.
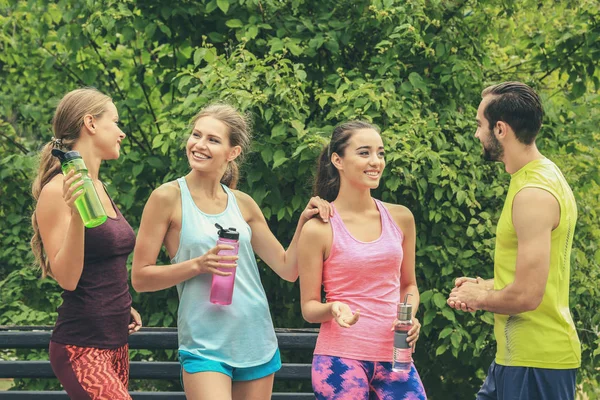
[1, 0, 598, 398]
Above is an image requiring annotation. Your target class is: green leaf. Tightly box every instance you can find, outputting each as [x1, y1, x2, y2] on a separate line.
[439, 326, 453, 339]
[226, 19, 244, 28]
[152, 134, 164, 149]
[295, 69, 307, 81]
[204, 48, 217, 63]
[456, 190, 467, 205]
[264, 108, 274, 122]
[408, 72, 427, 92]
[194, 48, 207, 66]
[481, 312, 495, 325]
[247, 25, 259, 39]
[178, 75, 192, 90]
[450, 332, 462, 349]
[261, 148, 273, 164]
[423, 308, 436, 326]
[147, 157, 164, 169]
[271, 123, 287, 138]
[442, 307, 456, 322]
[217, 0, 230, 13]
[435, 343, 448, 356]
[277, 207, 286, 221]
[272, 150, 288, 168]
[205, 0, 218, 13]
[145, 23, 156, 38]
[433, 292, 447, 309]
[290, 120, 305, 137]
[420, 290, 433, 304]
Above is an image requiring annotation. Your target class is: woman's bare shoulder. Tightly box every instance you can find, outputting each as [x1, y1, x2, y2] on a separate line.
[382, 202, 415, 230]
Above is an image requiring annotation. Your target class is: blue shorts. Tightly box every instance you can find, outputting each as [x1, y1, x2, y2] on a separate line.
[179, 349, 281, 382]
[477, 361, 577, 400]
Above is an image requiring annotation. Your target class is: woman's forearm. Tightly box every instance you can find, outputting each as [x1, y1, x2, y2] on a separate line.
[278, 217, 308, 282]
[132, 259, 200, 292]
[301, 300, 335, 324]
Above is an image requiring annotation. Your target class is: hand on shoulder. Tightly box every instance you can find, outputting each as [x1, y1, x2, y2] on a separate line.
[300, 216, 331, 238]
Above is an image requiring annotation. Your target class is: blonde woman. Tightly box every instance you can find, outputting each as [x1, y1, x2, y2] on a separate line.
[32, 88, 141, 399]
[132, 104, 331, 400]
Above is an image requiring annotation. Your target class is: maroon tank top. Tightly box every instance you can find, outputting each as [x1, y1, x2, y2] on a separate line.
[51, 197, 136, 348]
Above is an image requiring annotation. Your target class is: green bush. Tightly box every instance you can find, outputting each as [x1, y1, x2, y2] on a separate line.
[1, 0, 598, 397]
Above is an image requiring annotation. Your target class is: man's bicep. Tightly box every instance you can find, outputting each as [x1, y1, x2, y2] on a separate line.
[513, 187, 558, 242]
[512, 188, 556, 303]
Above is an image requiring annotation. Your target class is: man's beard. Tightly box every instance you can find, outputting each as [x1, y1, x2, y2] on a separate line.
[482, 132, 504, 162]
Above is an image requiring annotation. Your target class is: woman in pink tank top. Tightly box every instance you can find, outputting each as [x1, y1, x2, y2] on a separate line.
[298, 121, 427, 399]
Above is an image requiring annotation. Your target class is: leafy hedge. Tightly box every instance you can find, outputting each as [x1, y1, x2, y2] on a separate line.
[1, 0, 598, 397]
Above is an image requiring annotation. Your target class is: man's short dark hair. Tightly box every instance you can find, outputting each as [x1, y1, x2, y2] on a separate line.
[481, 82, 544, 145]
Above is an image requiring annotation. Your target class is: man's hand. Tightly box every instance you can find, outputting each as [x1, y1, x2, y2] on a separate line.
[447, 280, 488, 312]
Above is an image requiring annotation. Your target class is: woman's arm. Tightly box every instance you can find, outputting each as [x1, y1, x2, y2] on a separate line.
[298, 219, 360, 326]
[389, 204, 421, 346]
[36, 171, 86, 291]
[131, 184, 237, 292]
[235, 191, 332, 282]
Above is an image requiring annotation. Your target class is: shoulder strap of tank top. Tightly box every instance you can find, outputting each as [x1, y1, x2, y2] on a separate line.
[374, 199, 404, 239]
[221, 185, 245, 220]
[328, 203, 349, 239]
[176, 177, 195, 233]
[99, 181, 121, 218]
[177, 177, 194, 205]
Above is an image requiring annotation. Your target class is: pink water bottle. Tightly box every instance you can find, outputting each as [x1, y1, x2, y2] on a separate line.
[210, 223, 239, 305]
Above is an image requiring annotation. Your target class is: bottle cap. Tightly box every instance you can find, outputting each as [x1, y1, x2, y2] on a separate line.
[397, 294, 413, 321]
[51, 149, 82, 164]
[215, 223, 239, 240]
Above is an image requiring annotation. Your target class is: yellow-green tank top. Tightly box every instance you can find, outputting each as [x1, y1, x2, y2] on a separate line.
[494, 158, 581, 369]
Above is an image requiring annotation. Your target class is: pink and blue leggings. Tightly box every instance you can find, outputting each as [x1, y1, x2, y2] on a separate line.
[312, 354, 427, 400]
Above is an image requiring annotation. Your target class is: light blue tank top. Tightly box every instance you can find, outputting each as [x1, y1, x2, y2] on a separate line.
[171, 177, 278, 367]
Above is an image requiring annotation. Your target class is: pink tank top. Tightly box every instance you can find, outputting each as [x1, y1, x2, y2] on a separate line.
[313, 199, 404, 361]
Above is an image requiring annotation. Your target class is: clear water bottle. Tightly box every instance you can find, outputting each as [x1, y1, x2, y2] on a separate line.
[209, 223, 239, 305]
[392, 294, 413, 372]
[51, 149, 107, 228]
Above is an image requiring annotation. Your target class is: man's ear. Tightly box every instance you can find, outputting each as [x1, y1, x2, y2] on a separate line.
[495, 121, 509, 139]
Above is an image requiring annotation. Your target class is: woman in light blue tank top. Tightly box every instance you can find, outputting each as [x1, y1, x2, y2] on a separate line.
[131, 104, 331, 399]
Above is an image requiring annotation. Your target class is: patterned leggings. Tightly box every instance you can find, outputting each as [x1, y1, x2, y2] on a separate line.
[312, 354, 427, 400]
[49, 341, 131, 400]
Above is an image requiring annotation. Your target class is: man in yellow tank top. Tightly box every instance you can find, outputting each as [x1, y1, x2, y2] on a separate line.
[447, 82, 580, 400]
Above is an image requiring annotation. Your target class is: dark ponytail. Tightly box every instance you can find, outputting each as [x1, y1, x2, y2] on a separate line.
[313, 120, 380, 202]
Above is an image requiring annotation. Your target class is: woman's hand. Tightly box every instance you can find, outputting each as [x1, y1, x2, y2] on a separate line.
[194, 244, 239, 276]
[406, 317, 421, 351]
[331, 301, 360, 328]
[391, 316, 421, 352]
[128, 307, 142, 335]
[62, 170, 84, 212]
[301, 196, 333, 223]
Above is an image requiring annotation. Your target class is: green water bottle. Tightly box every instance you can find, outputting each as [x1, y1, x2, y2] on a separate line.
[51, 149, 107, 228]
